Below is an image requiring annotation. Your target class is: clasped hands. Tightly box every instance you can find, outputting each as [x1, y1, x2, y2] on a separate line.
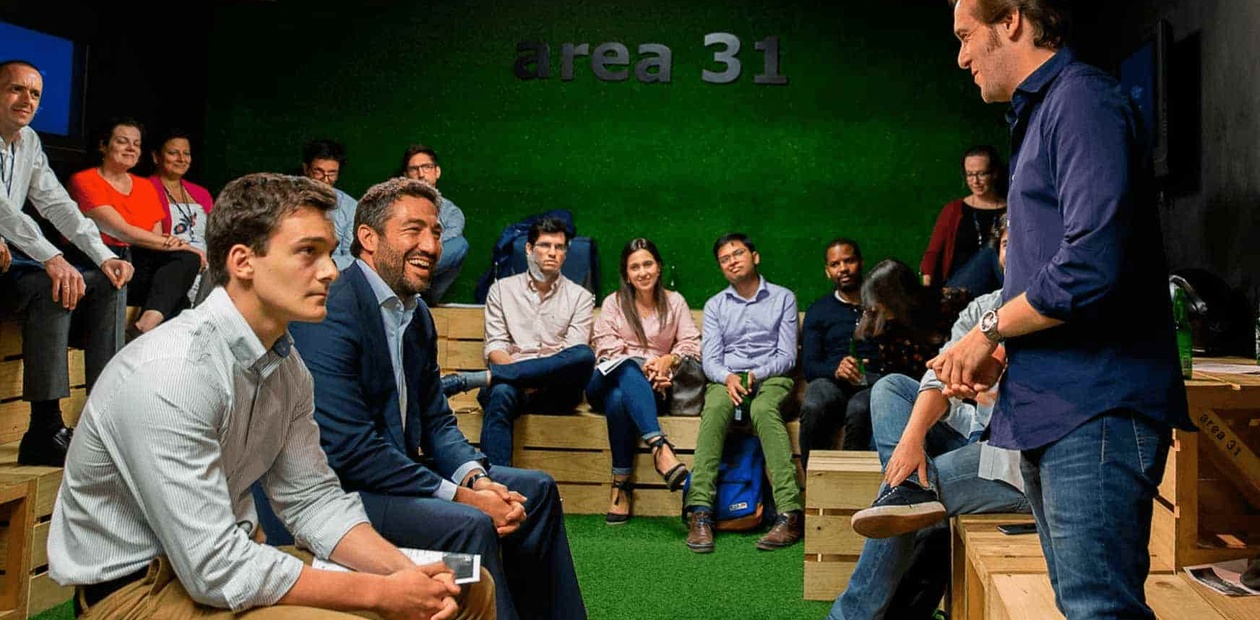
[643, 354, 679, 394]
[925, 327, 1006, 400]
[458, 476, 528, 537]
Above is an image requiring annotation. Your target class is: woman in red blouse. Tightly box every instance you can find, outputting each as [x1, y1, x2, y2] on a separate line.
[68, 118, 203, 336]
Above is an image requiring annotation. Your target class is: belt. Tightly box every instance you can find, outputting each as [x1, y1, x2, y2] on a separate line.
[75, 567, 148, 616]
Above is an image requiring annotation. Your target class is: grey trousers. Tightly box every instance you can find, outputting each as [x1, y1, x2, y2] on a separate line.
[2, 267, 123, 401]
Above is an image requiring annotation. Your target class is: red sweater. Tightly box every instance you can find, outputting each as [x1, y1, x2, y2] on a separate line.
[919, 198, 966, 283]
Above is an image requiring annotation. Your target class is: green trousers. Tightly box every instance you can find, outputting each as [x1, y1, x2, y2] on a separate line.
[684, 376, 802, 513]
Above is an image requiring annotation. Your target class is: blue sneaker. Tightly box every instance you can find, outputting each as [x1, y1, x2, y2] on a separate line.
[850, 482, 946, 539]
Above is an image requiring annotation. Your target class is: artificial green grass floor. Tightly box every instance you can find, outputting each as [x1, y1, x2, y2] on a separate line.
[33, 515, 833, 620]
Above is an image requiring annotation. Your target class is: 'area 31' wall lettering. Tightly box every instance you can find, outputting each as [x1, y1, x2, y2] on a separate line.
[513, 33, 788, 85]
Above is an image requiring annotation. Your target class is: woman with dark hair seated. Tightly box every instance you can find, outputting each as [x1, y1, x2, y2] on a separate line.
[920, 145, 1007, 295]
[587, 238, 701, 524]
[847, 259, 970, 449]
[68, 118, 202, 336]
[148, 129, 213, 302]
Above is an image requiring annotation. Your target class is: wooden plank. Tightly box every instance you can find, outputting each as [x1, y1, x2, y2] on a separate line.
[0, 353, 88, 399]
[431, 308, 485, 340]
[0, 389, 86, 445]
[803, 512, 865, 555]
[804, 451, 882, 511]
[30, 520, 48, 570]
[28, 571, 70, 617]
[0, 460, 62, 520]
[555, 483, 683, 517]
[987, 574, 1061, 620]
[1196, 408, 1260, 509]
[0, 478, 32, 619]
[515, 414, 609, 450]
[0, 323, 19, 360]
[442, 340, 485, 371]
[803, 556, 856, 601]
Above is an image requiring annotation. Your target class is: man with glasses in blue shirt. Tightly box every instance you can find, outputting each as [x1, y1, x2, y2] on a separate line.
[684, 233, 803, 553]
[931, 2, 1193, 618]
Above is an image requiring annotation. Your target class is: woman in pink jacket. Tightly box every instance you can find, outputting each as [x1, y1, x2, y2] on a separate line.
[587, 238, 701, 524]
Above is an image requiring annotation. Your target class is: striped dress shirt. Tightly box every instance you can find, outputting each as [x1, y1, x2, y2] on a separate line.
[47, 287, 369, 612]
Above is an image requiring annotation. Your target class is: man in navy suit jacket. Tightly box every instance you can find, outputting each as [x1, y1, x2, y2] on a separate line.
[289, 178, 586, 620]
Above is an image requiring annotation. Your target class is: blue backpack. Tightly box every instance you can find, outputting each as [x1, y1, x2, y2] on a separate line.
[684, 433, 768, 531]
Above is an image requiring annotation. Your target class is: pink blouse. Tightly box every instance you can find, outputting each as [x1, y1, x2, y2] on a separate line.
[592, 290, 701, 361]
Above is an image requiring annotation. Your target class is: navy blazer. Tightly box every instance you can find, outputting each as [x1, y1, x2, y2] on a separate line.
[290, 263, 485, 497]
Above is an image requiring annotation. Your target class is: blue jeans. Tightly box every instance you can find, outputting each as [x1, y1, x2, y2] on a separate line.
[477, 345, 596, 466]
[798, 378, 874, 468]
[945, 245, 1003, 297]
[427, 235, 468, 305]
[585, 362, 667, 475]
[829, 373, 1030, 620]
[1022, 410, 1169, 620]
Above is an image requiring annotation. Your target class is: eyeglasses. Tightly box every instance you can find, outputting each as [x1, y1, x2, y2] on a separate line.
[406, 163, 438, 175]
[534, 242, 568, 253]
[718, 248, 748, 266]
[964, 171, 994, 180]
[310, 169, 339, 182]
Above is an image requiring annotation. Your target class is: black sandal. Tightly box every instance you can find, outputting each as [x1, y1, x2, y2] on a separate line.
[647, 436, 690, 492]
[606, 479, 633, 525]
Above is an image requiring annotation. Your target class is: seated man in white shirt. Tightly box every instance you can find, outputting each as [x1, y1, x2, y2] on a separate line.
[0, 59, 134, 467]
[48, 172, 492, 620]
[455, 217, 595, 466]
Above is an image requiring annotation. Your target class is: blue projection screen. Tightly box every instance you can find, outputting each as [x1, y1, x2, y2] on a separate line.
[0, 20, 79, 137]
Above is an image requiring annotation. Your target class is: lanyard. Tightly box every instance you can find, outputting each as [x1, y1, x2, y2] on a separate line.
[0, 142, 14, 200]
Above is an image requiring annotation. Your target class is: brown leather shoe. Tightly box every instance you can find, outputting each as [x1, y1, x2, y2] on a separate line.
[686, 510, 715, 553]
[756, 510, 803, 550]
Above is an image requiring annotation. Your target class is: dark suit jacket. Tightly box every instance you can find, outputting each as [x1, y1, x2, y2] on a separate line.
[290, 263, 484, 497]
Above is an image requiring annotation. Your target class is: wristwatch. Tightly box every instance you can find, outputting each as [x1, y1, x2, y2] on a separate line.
[465, 472, 491, 489]
[979, 310, 1005, 344]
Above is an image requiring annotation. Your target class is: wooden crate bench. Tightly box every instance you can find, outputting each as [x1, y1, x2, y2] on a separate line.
[0, 320, 89, 442]
[436, 305, 807, 517]
[1152, 365, 1260, 570]
[0, 475, 36, 620]
[950, 512, 1177, 620]
[0, 444, 68, 618]
[453, 410, 801, 516]
[802, 450, 883, 601]
[987, 572, 1260, 620]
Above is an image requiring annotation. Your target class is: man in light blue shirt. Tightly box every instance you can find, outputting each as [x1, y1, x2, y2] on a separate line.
[684, 232, 803, 553]
[300, 138, 358, 270]
[399, 144, 467, 304]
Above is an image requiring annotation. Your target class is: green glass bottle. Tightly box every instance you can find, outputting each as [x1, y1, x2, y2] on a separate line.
[1173, 287, 1193, 380]
[849, 339, 867, 385]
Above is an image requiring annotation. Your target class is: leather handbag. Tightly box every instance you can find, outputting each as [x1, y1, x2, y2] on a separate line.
[667, 356, 706, 416]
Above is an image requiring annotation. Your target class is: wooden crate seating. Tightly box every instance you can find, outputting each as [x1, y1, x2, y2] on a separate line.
[802, 450, 883, 601]
[988, 572, 1260, 620]
[0, 447, 68, 618]
[433, 306, 806, 517]
[1152, 365, 1260, 569]
[0, 475, 36, 620]
[949, 512, 1177, 620]
[0, 320, 89, 444]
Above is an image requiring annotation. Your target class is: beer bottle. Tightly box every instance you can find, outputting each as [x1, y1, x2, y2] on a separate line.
[1173, 287, 1193, 380]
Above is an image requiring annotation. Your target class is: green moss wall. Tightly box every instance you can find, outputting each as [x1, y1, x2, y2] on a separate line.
[203, 0, 1006, 306]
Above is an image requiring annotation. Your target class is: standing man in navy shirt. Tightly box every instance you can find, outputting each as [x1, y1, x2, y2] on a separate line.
[932, 1, 1193, 618]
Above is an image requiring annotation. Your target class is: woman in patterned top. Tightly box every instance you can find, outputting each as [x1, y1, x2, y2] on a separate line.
[148, 129, 214, 302]
[848, 259, 971, 449]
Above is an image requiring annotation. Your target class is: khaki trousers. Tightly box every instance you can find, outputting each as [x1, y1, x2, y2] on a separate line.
[77, 555, 496, 620]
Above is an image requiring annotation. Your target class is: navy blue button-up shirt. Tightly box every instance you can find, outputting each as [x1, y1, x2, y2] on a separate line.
[992, 48, 1192, 451]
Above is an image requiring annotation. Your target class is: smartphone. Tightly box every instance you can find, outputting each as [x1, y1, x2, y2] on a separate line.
[997, 522, 1038, 535]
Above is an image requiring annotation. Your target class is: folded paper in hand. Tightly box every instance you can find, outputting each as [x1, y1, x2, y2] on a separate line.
[313, 549, 481, 584]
